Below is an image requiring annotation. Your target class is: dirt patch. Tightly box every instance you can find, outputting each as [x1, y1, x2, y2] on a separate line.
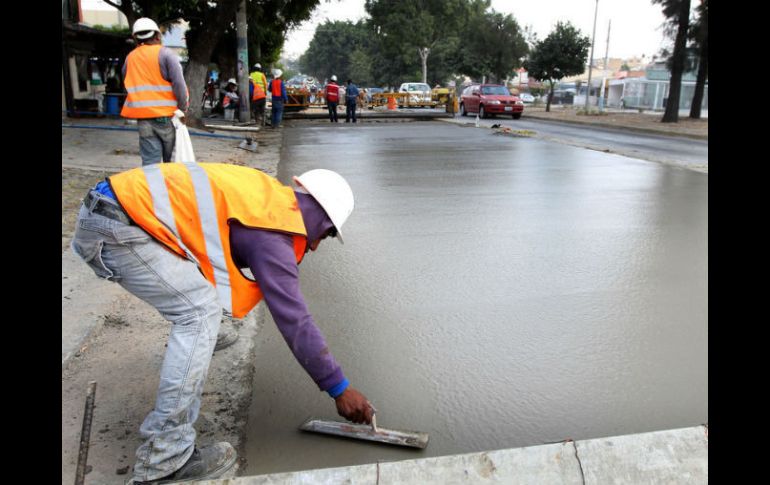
[524, 106, 707, 139]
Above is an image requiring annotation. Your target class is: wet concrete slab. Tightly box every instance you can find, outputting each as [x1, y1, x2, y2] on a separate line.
[243, 121, 707, 475]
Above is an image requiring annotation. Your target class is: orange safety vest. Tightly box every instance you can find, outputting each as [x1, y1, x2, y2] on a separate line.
[250, 79, 266, 101]
[109, 163, 308, 318]
[326, 83, 339, 103]
[271, 79, 283, 101]
[250, 71, 267, 101]
[121, 44, 178, 118]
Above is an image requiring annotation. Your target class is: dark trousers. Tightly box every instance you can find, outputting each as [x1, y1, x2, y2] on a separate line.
[346, 100, 357, 122]
[252, 98, 266, 124]
[271, 101, 284, 128]
[327, 102, 338, 122]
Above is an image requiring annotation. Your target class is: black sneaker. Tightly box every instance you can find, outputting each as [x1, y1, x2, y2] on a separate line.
[128, 442, 237, 484]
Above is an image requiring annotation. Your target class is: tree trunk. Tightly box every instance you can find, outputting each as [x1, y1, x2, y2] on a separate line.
[689, 31, 707, 119]
[418, 47, 429, 84]
[546, 81, 555, 112]
[661, 0, 691, 123]
[184, 1, 237, 128]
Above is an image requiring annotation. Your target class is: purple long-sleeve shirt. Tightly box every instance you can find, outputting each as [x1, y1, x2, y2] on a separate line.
[229, 192, 347, 395]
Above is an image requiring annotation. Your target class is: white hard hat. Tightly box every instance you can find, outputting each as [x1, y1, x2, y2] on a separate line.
[132, 18, 160, 39]
[293, 169, 354, 244]
[330, 75, 337, 82]
[254, 63, 262, 69]
[273, 69, 283, 78]
[227, 78, 237, 84]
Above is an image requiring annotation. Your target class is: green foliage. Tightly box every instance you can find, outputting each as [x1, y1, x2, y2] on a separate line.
[525, 21, 590, 82]
[299, 20, 373, 83]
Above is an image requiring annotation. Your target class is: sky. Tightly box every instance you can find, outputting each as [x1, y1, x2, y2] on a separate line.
[281, 0, 676, 61]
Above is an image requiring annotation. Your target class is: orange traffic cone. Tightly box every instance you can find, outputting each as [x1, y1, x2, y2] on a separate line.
[387, 95, 397, 111]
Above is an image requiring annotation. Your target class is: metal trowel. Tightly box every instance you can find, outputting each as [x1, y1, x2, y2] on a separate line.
[299, 413, 429, 449]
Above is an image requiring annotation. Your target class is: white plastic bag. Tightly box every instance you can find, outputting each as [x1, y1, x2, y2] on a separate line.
[171, 109, 196, 164]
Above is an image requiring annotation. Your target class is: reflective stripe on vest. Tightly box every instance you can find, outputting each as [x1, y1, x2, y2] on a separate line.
[251, 80, 266, 101]
[108, 163, 308, 318]
[326, 84, 339, 102]
[121, 44, 178, 118]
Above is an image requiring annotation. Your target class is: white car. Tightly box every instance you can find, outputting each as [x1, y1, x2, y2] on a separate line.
[398, 82, 432, 105]
[519, 93, 535, 104]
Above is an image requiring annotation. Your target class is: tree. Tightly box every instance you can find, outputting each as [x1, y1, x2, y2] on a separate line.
[689, 0, 707, 119]
[365, 0, 468, 84]
[299, 21, 372, 83]
[653, 0, 692, 123]
[525, 22, 590, 112]
[456, 8, 528, 83]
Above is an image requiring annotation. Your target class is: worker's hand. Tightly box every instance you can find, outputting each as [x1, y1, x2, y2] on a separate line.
[180, 111, 187, 125]
[334, 387, 374, 425]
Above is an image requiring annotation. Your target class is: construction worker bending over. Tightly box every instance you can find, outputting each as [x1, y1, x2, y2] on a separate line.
[121, 18, 188, 165]
[71, 164, 374, 484]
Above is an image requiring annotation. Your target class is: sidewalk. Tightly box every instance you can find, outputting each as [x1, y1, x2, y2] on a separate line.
[61, 117, 285, 484]
[522, 105, 708, 139]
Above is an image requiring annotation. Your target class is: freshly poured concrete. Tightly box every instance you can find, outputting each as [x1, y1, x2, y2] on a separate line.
[243, 122, 707, 475]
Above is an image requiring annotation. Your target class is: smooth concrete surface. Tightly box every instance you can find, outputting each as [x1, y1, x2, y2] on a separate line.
[199, 426, 706, 484]
[242, 122, 707, 475]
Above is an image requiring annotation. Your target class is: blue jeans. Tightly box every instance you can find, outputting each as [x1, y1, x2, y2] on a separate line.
[271, 101, 284, 128]
[138, 118, 175, 165]
[70, 191, 222, 481]
[346, 100, 357, 122]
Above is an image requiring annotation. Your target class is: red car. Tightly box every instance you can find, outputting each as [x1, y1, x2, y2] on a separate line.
[460, 84, 524, 119]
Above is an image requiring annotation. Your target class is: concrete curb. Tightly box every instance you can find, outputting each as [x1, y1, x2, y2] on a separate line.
[522, 113, 708, 140]
[196, 426, 707, 484]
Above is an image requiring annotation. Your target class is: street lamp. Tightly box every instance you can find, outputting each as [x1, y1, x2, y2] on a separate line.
[585, 0, 599, 111]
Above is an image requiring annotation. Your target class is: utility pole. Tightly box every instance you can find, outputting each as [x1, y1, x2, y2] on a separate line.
[236, 0, 250, 123]
[598, 19, 611, 111]
[584, 0, 599, 111]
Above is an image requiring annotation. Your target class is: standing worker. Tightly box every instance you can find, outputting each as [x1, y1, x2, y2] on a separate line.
[345, 79, 360, 123]
[268, 69, 288, 128]
[325, 75, 340, 123]
[71, 163, 374, 484]
[249, 63, 268, 125]
[121, 17, 189, 165]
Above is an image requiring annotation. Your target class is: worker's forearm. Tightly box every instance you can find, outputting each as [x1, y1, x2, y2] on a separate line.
[230, 225, 347, 395]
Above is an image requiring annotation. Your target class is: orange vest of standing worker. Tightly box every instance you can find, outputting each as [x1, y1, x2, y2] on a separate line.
[271, 79, 283, 101]
[109, 163, 308, 318]
[325, 83, 339, 103]
[250, 79, 266, 101]
[121, 44, 178, 118]
[250, 71, 267, 101]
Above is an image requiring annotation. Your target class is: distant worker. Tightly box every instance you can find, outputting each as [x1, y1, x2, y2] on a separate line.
[325, 75, 340, 123]
[121, 17, 189, 165]
[249, 63, 268, 125]
[268, 69, 288, 128]
[71, 164, 375, 484]
[222, 78, 240, 119]
[345, 79, 360, 123]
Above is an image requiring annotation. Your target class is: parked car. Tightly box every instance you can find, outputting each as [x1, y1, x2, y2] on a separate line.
[460, 84, 524, 119]
[544, 89, 575, 105]
[519, 92, 535, 104]
[398, 82, 432, 105]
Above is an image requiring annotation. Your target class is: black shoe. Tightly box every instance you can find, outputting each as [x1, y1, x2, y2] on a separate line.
[128, 442, 237, 484]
